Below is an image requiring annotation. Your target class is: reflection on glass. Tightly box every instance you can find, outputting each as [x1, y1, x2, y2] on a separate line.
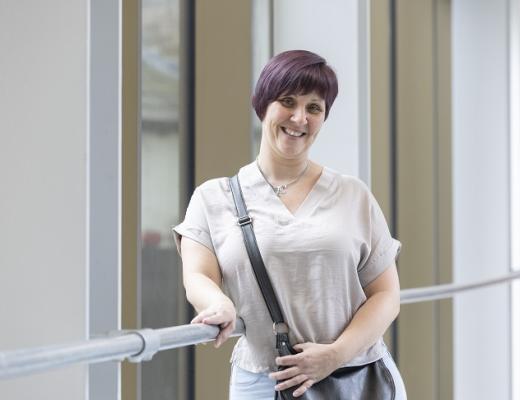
[142, 0, 179, 241]
[141, 0, 186, 398]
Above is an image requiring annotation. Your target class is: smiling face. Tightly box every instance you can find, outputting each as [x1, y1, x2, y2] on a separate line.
[261, 91, 326, 160]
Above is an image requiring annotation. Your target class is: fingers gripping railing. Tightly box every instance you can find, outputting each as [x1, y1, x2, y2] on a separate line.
[1, 271, 520, 380]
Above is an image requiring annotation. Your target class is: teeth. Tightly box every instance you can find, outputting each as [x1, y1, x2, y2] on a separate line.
[283, 128, 304, 137]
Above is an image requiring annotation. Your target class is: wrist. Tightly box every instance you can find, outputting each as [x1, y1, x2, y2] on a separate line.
[329, 341, 346, 369]
[215, 295, 236, 314]
[193, 294, 234, 316]
[217, 294, 234, 308]
[331, 333, 359, 366]
[207, 291, 231, 306]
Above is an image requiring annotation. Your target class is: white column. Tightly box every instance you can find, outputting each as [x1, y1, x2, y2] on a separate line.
[89, 0, 122, 399]
[272, 0, 369, 180]
[452, 0, 511, 398]
[510, 0, 520, 398]
[0, 1, 90, 399]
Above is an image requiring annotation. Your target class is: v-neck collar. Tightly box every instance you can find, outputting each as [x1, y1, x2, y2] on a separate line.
[238, 161, 334, 219]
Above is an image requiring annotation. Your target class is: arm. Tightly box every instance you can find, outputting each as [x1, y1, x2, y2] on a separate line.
[180, 236, 237, 348]
[330, 263, 400, 363]
[270, 263, 400, 397]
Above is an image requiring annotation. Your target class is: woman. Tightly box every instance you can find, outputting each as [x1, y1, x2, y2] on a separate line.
[174, 50, 406, 399]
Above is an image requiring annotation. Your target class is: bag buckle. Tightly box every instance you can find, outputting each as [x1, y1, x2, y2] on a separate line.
[237, 215, 253, 226]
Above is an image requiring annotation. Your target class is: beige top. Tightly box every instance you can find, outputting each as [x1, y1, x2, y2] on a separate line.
[173, 161, 401, 373]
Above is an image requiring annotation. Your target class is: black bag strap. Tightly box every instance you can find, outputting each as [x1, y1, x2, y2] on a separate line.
[229, 175, 291, 347]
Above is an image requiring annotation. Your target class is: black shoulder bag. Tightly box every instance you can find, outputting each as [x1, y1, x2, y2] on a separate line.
[229, 175, 396, 400]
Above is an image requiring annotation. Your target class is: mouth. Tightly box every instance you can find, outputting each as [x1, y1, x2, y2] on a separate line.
[281, 127, 306, 137]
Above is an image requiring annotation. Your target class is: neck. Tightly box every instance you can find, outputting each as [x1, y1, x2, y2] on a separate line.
[257, 146, 310, 185]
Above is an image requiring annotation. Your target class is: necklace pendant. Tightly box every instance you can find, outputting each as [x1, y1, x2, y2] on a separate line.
[255, 158, 309, 197]
[275, 184, 287, 196]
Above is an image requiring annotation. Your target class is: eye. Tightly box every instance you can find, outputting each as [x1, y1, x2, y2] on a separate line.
[307, 103, 324, 114]
[278, 97, 295, 108]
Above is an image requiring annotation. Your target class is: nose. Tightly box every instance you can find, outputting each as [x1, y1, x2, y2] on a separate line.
[290, 106, 307, 125]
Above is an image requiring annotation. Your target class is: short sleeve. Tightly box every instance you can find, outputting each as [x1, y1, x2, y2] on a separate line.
[357, 190, 401, 287]
[172, 187, 215, 256]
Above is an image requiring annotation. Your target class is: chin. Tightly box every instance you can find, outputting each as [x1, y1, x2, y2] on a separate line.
[277, 142, 309, 157]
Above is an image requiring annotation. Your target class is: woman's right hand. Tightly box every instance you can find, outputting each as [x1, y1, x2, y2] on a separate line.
[191, 298, 237, 348]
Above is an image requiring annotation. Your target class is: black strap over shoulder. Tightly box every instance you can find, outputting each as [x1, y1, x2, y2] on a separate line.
[228, 175, 289, 340]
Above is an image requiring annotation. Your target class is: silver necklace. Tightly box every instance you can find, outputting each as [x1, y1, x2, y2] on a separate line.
[256, 159, 310, 196]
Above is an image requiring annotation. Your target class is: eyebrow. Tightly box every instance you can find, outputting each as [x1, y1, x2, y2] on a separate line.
[281, 94, 324, 103]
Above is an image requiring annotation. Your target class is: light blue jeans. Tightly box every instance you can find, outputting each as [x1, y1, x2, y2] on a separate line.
[229, 351, 407, 400]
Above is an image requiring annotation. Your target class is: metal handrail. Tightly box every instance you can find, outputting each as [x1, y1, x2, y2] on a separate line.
[400, 270, 520, 304]
[1, 270, 519, 380]
[0, 320, 246, 380]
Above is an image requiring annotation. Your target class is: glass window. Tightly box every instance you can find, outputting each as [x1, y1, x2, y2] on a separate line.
[140, 0, 188, 398]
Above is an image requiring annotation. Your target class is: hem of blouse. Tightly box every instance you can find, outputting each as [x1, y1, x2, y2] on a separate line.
[230, 339, 388, 374]
[172, 225, 215, 255]
[358, 238, 401, 286]
[362, 238, 400, 270]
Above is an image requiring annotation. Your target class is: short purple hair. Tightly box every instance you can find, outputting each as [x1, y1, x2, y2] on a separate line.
[252, 50, 338, 120]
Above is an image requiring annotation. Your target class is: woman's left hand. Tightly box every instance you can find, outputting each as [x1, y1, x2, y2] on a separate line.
[268, 342, 340, 397]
